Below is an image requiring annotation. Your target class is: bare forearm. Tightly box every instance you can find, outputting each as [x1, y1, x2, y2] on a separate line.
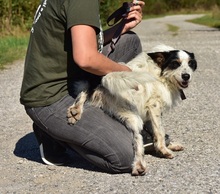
[78, 51, 131, 76]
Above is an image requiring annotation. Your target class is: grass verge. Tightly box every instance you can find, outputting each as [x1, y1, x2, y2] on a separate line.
[188, 14, 220, 29]
[0, 35, 29, 70]
[166, 24, 180, 36]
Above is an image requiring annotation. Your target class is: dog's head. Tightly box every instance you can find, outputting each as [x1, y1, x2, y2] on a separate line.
[148, 50, 197, 89]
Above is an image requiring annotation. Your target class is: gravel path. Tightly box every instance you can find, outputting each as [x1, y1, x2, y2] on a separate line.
[0, 14, 220, 194]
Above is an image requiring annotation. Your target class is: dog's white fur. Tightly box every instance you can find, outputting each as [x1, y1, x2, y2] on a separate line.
[67, 45, 197, 176]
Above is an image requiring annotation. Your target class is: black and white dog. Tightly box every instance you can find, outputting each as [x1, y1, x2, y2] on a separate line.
[67, 45, 197, 176]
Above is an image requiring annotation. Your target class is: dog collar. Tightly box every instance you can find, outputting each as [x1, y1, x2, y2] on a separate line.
[179, 89, 186, 100]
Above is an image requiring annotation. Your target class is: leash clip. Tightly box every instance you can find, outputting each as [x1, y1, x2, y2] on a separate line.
[179, 89, 186, 100]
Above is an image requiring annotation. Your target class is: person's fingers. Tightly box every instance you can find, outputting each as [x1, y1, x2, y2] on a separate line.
[130, 1, 145, 14]
[126, 10, 142, 22]
[132, 0, 145, 7]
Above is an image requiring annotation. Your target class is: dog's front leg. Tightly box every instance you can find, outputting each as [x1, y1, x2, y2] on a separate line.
[67, 91, 87, 124]
[119, 111, 147, 176]
[147, 101, 174, 159]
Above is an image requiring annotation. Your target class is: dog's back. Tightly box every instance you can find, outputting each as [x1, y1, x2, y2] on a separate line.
[125, 52, 161, 76]
[101, 71, 175, 120]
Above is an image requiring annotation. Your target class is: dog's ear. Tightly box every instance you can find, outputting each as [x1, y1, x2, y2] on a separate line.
[147, 52, 169, 68]
[183, 50, 197, 71]
[189, 59, 197, 71]
[184, 50, 195, 59]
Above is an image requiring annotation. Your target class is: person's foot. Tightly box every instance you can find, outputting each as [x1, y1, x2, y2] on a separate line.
[33, 123, 70, 166]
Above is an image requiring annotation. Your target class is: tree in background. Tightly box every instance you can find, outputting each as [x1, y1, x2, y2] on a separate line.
[0, 0, 40, 34]
[0, 0, 220, 35]
[100, 0, 124, 26]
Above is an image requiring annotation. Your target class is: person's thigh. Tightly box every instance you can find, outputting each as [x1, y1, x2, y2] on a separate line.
[26, 95, 134, 173]
[102, 31, 142, 63]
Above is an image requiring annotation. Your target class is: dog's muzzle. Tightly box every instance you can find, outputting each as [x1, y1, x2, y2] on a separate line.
[179, 73, 190, 88]
[182, 73, 190, 81]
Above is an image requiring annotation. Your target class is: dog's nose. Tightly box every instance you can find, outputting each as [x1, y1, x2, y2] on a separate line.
[182, 73, 190, 81]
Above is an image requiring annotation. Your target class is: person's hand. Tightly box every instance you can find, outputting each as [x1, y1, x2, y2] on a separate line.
[122, 0, 145, 33]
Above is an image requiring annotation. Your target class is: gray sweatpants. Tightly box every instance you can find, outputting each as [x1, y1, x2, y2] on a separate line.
[25, 31, 142, 173]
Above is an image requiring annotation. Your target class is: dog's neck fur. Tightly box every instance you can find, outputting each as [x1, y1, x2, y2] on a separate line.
[161, 77, 186, 105]
[159, 69, 187, 101]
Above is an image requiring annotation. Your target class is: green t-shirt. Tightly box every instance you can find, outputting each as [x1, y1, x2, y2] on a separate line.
[20, 0, 103, 107]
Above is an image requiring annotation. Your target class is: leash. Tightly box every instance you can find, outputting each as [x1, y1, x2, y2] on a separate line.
[106, 2, 135, 56]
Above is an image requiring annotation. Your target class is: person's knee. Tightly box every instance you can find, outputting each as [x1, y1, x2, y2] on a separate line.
[115, 31, 142, 62]
[121, 31, 142, 50]
[107, 146, 134, 174]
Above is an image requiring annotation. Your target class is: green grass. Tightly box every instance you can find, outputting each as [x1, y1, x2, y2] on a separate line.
[188, 14, 220, 29]
[166, 24, 180, 36]
[0, 35, 29, 69]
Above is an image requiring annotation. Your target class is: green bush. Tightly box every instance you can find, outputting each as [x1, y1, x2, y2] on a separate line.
[0, 0, 40, 34]
[143, 0, 168, 15]
[0, 0, 220, 35]
[100, 0, 124, 26]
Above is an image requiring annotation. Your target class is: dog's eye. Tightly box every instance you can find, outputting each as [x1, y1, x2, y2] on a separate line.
[189, 60, 197, 71]
[170, 61, 180, 69]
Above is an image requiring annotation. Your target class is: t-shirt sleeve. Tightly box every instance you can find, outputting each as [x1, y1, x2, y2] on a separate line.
[64, 0, 100, 33]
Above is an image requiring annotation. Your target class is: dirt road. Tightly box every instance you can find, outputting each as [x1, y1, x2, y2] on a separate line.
[0, 14, 219, 193]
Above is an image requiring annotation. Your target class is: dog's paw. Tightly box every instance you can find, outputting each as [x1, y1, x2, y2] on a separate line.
[67, 105, 82, 124]
[132, 160, 147, 176]
[156, 146, 174, 159]
[167, 142, 184, 151]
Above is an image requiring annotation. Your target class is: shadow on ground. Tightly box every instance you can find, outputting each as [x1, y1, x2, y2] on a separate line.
[13, 132, 103, 173]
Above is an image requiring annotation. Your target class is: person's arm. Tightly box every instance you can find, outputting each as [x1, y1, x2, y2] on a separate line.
[103, 0, 145, 45]
[71, 25, 131, 76]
